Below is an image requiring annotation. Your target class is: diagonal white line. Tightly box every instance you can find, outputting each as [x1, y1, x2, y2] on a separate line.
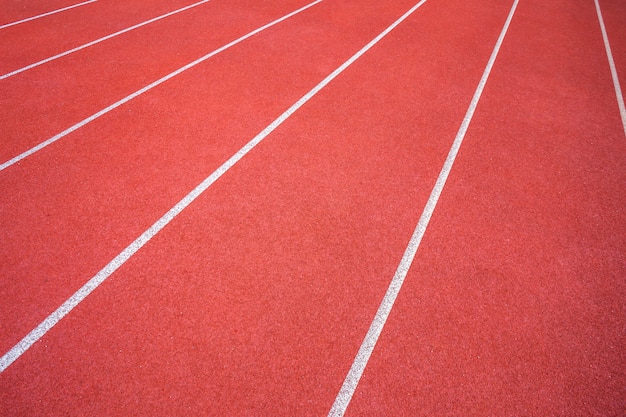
[0, 0, 322, 173]
[594, 0, 626, 138]
[327, 1, 520, 416]
[0, 0, 324, 373]
[0, 0, 212, 80]
[0, 0, 435, 375]
[0, 0, 97, 30]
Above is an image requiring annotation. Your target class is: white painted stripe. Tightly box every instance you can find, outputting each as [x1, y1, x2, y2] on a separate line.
[0, 0, 322, 173]
[594, 0, 626, 138]
[0, 0, 97, 30]
[0, 0, 432, 374]
[327, 1, 520, 415]
[0, 0, 211, 80]
[0, 0, 325, 373]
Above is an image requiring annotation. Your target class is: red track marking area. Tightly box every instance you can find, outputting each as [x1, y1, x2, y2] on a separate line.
[344, 0, 626, 415]
[0, 0, 419, 355]
[0, 0, 210, 77]
[0, 0, 324, 164]
[1, 0, 625, 415]
[600, 0, 626, 77]
[597, 0, 626, 134]
[0, 0, 95, 27]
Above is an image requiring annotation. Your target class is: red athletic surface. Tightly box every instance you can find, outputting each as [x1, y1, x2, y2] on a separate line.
[600, 0, 626, 99]
[1, 0, 624, 415]
[0, 0, 202, 74]
[0, 0, 330, 162]
[0, 0, 422, 357]
[0, 0, 92, 25]
[346, 0, 626, 415]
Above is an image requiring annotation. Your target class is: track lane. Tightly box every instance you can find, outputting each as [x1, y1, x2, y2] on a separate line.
[0, 0, 320, 165]
[596, 0, 626, 136]
[0, 0, 200, 74]
[329, 1, 519, 413]
[0, 0, 213, 80]
[0, 0, 514, 414]
[0, 0, 97, 30]
[344, 0, 626, 415]
[0, 0, 96, 27]
[598, 0, 626, 83]
[0, 0, 418, 362]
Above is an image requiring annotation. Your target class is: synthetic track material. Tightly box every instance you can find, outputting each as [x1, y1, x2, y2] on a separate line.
[0, 0, 321, 170]
[1, 0, 624, 415]
[2, 0, 503, 413]
[0, 0, 324, 356]
[0, 0, 419, 371]
[0, 0, 212, 80]
[0, 0, 97, 29]
[0, 0, 201, 74]
[329, 1, 518, 414]
[595, 0, 626, 136]
[343, 0, 626, 415]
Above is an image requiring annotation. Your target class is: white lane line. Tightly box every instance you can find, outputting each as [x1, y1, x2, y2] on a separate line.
[327, 1, 519, 416]
[594, 0, 626, 137]
[0, 0, 322, 173]
[0, 0, 212, 80]
[0, 0, 324, 373]
[0, 0, 97, 30]
[0, 0, 431, 374]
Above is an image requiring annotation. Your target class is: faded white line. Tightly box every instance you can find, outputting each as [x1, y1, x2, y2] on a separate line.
[0, 0, 212, 80]
[327, 1, 520, 416]
[0, 0, 322, 172]
[0, 0, 97, 30]
[594, 0, 626, 137]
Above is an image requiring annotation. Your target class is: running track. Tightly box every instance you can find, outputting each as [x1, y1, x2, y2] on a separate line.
[1, 0, 624, 415]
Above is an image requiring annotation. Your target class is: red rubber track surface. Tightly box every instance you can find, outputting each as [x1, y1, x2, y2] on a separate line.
[0, 0, 202, 75]
[0, 0, 328, 162]
[1, 0, 624, 415]
[1, 0, 94, 25]
[601, 0, 626, 86]
[346, 0, 626, 415]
